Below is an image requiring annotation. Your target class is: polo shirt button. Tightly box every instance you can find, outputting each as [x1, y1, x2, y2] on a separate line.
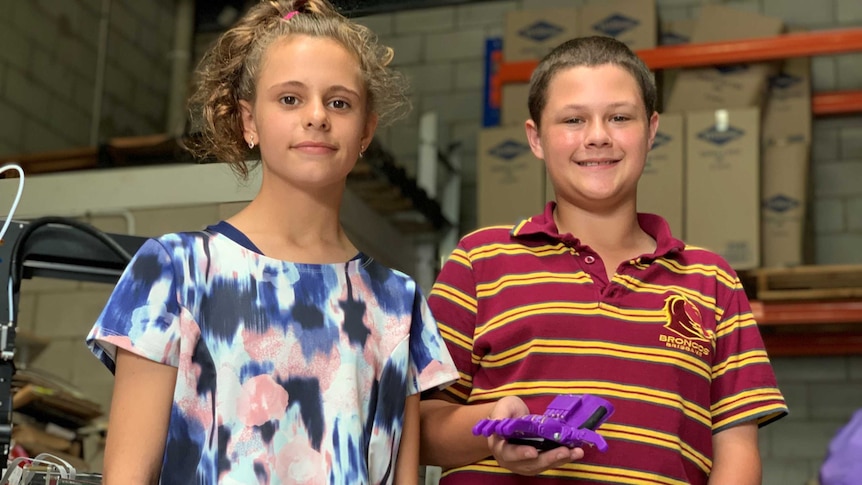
[584, 255, 595, 264]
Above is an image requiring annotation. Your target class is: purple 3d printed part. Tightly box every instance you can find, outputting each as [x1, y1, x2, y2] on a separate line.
[472, 394, 614, 452]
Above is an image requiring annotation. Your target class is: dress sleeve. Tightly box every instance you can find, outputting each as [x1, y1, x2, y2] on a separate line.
[710, 274, 788, 433]
[407, 286, 459, 395]
[426, 243, 479, 404]
[85, 238, 183, 374]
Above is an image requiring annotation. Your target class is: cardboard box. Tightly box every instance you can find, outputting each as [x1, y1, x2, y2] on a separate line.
[502, 83, 531, 126]
[665, 6, 783, 113]
[639, 113, 684, 237]
[761, 141, 810, 268]
[762, 57, 812, 145]
[578, 0, 657, 51]
[685, 107, 761, 270]
[658, 19, 695, 111]
[659, 18, 695, 46]
[477, 126, 547, 227]
[503, 8, 579, 62]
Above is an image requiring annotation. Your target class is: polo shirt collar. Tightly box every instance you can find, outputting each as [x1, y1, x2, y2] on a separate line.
[511, 202, 686, 259]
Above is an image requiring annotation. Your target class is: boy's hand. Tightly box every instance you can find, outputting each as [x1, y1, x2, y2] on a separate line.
[485, 396, 584, 476]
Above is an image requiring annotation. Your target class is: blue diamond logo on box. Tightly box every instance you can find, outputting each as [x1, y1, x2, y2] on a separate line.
[489, 139, 531, 160]
[714, 64, 749, 74]
[660, 31, 690, 45]
[651, 131, 672, 150]
[769, 72, 802, 90]
[592, 14, 639, 38]
[697, 125, 745, 146]
[518, 20, 564, 42]
[763, 194, 800, 213]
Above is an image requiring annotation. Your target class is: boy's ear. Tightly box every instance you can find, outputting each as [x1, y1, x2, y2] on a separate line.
[647, 111, 660, 150]
[525, 119, 544, 160]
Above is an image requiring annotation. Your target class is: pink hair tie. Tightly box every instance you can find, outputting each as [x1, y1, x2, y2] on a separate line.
[283, 10, 299, 20]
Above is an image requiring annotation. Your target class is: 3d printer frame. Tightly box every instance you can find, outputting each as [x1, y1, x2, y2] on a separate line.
[0, 218, 146, 469]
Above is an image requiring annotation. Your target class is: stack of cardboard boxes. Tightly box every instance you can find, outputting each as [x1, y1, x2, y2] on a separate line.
[760, 54, 812, 268]
[479, 4, 812, 271]
[663, 5, 811, 269]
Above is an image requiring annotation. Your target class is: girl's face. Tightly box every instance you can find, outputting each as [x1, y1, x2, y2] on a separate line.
[526, 64, 658, 211]
[241, 35, 377, 192]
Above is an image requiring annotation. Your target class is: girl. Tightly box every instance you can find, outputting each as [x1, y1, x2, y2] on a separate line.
[86, 1, 458, 483]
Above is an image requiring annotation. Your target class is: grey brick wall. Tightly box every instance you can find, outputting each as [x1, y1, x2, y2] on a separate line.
[0, 0, 175, 156]
[761, 356, 862, 484]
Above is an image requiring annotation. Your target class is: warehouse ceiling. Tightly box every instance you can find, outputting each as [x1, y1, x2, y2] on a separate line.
[196, 0, 494, 31]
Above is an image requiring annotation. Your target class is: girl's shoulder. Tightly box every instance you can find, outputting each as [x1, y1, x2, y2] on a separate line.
[129, 231, 224, 275]
[144, 230, 224, 258]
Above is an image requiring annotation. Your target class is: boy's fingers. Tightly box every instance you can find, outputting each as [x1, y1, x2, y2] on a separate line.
[489, 436, 538, 460]
[536, 446, 581, 469]
[491, 440, 584, 476]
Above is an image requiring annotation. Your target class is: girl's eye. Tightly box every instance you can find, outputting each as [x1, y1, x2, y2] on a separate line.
[330, 99, 350, 109]
[280, 96, 298, 105]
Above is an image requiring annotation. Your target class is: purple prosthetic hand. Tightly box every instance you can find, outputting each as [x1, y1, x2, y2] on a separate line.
[472, 394, 615, 452]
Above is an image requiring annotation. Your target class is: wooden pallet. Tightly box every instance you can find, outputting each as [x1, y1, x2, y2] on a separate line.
[743, 264, 862, 301]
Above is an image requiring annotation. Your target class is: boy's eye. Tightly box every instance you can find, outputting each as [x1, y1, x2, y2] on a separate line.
[564, 118, 583, 124]
[280, 96, 298, 105]
[611, 115, 630, 122]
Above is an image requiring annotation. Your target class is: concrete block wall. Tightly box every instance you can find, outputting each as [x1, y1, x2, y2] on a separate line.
[760, 356, 862, 484]
[0, 0, 175, 157]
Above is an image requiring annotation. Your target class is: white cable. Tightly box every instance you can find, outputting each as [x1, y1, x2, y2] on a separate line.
[1, 164, 24, 326]
[0, 163, 25, 242]
[6, 277, 12, 326]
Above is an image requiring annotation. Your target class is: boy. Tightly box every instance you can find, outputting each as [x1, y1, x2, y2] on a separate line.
[419, 36, 787, 485]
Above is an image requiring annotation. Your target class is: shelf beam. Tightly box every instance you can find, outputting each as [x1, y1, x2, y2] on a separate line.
[763, 331, 862, 357]
[751, 300, 862, 326]
[495, 29, 862, 118]
[812, 90, 862, 116]
[750, 298, 862, 357]
[639, 28, 862, 70]
[498, 28, 862, 82]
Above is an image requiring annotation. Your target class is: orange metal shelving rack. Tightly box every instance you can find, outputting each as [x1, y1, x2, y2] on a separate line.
[495, 28, 862, 116]
[752, 300, 862, 356]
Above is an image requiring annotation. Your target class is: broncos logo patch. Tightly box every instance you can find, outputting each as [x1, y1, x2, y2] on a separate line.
[659, 295, 715, 357]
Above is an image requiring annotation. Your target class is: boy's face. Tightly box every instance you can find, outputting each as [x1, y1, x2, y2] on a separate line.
[525, 64, 658, 211]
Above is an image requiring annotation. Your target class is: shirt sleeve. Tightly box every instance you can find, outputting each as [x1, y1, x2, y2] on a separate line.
[710, 273, 788, 433]
[85, 238, 183, 374]
[407, 285, 459, 395]
[426, 243, 479, 403]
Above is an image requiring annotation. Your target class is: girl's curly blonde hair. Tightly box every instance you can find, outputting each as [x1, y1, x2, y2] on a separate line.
[186, 0, 409, 179]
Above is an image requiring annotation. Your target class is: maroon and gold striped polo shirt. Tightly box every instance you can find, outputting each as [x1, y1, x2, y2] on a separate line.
[428, 202, 787, 485]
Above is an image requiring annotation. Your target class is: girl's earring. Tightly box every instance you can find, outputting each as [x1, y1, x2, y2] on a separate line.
[359, 145, 364, 158]
[248, 136, 255, 149]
